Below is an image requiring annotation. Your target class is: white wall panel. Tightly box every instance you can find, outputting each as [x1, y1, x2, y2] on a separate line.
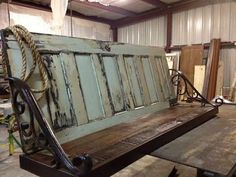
[230, 1, 236, 41]
[0, 3, 9, 29]
[0, 3, 111, 41]
[118, 16, 167, 47]
[202, 5, 212, 43]
[172, 1, 236, 45]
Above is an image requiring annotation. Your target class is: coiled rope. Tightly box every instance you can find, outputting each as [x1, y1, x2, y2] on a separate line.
[5, 25, 49, 100]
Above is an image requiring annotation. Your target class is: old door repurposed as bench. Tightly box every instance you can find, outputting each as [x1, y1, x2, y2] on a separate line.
[3, 31, 176, 143]
[1, 27, 218, 177]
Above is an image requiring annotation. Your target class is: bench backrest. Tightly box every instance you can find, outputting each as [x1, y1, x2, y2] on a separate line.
[3, 33, 175, 143]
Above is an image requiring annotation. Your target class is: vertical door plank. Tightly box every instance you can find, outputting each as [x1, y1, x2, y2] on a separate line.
[61, 53, 88, 125]
[134, 56, 151, 106]
[102, 56, 125, 112]
[92, 54, 113, 117]
[160, 56, 175, 99]
[117, 55, 135, 110]
[75, 54, 104, 121]
[142, 57, 158, 103]
[156, 57, 170, 100]
[149, 57, 165, 102]
[50, 54, 75, 127]
[124, 56, 143, 107]
[7, 49, 54, 128]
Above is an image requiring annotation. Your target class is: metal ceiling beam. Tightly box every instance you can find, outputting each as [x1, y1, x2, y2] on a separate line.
[113, 0, 214, 27]
[5, 0, 114, 25]
[113, 7, 168, 27]
[140, 0, 167, 8]
[72, 0, 137, 17]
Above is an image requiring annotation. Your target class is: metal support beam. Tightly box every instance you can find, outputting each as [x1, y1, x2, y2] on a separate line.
[165, 12, 172, 53]
[72, 0, 137, 17]
[111, 26, 118, 42]
[140, 0, 167, 8]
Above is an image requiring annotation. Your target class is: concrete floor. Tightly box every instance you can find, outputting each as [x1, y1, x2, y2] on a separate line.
[0, 125, 197, 177]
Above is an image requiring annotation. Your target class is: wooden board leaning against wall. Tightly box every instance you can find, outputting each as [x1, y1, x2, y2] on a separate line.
[179, 45, 203, 100]
[202, 39, 221, 101]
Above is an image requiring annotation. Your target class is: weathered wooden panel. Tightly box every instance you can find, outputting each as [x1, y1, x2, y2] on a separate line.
[75, 54, 104, 121]
[7, 34, 165, 56]
[124, 56, 143, 107]
[157, 58, 170, 99]
[160, 56, 175, 99]
[102, 55, 125, 113]
[5, 32, 175, 142]
[92, 54, 113, 117]
[60, 53, 88, 125]
[49, 54, 77, 128]
[134, 56, 151, 106]
[142, 57, 158, 103]
[116, 55, 135, 110]
[149, 57, 165, 102]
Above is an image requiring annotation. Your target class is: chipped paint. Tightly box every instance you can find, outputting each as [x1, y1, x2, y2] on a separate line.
[5, 33, 175, 142]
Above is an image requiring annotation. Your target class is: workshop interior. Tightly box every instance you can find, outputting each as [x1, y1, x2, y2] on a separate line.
[0, 0, 236, 177]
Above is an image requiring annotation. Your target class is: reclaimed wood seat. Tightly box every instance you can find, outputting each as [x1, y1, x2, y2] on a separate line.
[1, 29, 218, 177]
[20, 104, 217, 177]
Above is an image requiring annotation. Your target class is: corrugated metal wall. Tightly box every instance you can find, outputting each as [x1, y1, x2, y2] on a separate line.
[118, 16, 167, 47]
[172, 1, 236, 45]
[172, 0, 236, 88]
[118, 1, 236, 88]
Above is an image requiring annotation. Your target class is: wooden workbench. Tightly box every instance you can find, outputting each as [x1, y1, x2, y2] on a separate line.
[152, 105, 236, 177]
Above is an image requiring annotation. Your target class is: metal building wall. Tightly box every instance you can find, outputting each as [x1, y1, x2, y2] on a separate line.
[118, 16, 167, 47]
[172, 1, 236, 45]
[172, 0, 236, 88]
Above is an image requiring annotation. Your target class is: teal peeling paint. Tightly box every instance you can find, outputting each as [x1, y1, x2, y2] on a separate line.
[6, 33, 175, 143]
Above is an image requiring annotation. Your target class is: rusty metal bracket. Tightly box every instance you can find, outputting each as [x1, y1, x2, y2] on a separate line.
[8, 77, 93, 177]
[169, 69, 222, 107]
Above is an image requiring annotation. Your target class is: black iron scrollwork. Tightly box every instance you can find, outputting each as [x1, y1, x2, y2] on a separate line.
[8, 77, 92, 176]
[169, 69, 222, 107]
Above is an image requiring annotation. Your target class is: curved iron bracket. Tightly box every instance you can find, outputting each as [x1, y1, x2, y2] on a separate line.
[169, 69, 222, 107]
[8, 77, 92, 177]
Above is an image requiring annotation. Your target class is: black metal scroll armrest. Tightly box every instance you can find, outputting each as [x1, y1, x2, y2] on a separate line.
[169, 69, 222, 107]
[8, 77, 92, 177]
